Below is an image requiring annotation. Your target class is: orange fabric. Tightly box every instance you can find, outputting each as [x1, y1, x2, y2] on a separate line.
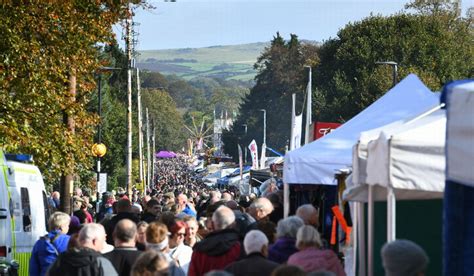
[330, 216, 337, 245]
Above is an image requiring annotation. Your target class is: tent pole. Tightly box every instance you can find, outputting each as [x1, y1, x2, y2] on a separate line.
[387, 186, 396, 242]
[358, 202, 366, 276]
[368, 185, 374, 276]
[284, 183, 289, 218]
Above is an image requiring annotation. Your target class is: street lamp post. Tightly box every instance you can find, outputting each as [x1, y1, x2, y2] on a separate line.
[93, 67, 120, 215]
[242, 124, 247, 163]
[259, 109, 266, 145]
[375, 61, 398, 88]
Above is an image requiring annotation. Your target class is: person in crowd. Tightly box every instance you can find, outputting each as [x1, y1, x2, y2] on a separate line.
[30, 212, 71, 276]
[136, 221, 149, 251]
[257, 220, 277, 244]
[189, 206, 241, 276]
[146, 222, 185, 276]
[209, 190, 222, 204]
[73, 196, 88, 224]
[183, 216, 202, 248]
[146, 221, 171, 255]
[266, 192, 284, 224]
[98, 192, 115, 222]
[221, 192, 232, 202]
[131, 250, 177, 276]
[247, 197, 274, 222]
[296, 204, 319, 228]
[225, 230, 279, 276]
[67, 215, 82, 235]
[177, 193, 197, 217]
[163, 192, 176, 209]
[74, 187, 83, 197]
[287, 225, 345, 275]
[271, 265, 306, 276]
[104, 198, 140, 245]
[204, 271, 232, 276]
[48, 191, 60, 211]
[105, 219, 143, 276]
[381, 239, 429, 276]
[142, 199, 161, 223]
[81, 196, 94, 223]
[47, 223, 118, 275]
[268, 216, 304, 264]
[67, 233, 81, 250]
[168, 220, 193, 274]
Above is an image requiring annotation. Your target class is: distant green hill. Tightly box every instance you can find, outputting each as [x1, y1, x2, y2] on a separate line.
[137, 42, 269, 81]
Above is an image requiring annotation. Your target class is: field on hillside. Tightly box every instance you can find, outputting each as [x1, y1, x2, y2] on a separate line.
[137, 42, 268, 81]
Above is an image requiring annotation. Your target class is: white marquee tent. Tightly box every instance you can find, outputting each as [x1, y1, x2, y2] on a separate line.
[344, 107, 446, 202]
[284, 74, 439, 185]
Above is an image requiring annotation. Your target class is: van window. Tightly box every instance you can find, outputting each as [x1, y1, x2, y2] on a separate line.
[20, 187, 31, 232]
[42, 191, 51, 231]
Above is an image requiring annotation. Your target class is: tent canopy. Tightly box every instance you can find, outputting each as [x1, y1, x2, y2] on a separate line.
[284, 74, 439, 185]
[156, 151, 177, 158]
[344, 108, 446, 202]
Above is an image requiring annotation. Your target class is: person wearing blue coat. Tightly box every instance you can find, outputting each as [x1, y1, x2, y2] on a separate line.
[30, 212, 71, 276]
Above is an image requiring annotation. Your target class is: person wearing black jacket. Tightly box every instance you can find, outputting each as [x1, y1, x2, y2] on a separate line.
[104, 199, 140, 245]
[105, 219, 143, 276]
[141, 199, 161, 223]
[225, 230, 279, 276]
[47, 223, 117, 276]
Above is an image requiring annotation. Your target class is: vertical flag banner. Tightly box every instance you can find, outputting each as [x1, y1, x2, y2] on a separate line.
[291, 114, 303, 150]
[248, 139, 259, 169]
[260, 144, 266, 169]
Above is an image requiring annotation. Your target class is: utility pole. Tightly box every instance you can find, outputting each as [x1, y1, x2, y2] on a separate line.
[60, 71, 76, 215]
[137, 68, 144, 193]
[125, 9, 133, 197]
[146, 108, 151, 192]
[151, 124, 156, 187]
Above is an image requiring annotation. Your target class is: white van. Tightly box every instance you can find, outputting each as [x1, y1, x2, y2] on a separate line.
[0, 150, 50, 276]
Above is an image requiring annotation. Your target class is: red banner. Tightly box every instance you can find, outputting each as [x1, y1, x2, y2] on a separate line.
[314, 122, 342, 140]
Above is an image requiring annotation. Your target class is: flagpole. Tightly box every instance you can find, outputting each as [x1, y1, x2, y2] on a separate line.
[304, 66, 312, 144]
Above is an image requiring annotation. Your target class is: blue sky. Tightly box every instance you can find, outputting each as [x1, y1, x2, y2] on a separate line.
[116, 0, 472, 50]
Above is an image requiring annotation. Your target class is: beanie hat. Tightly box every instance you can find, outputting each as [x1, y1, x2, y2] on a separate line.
[381, 239, 429, 276]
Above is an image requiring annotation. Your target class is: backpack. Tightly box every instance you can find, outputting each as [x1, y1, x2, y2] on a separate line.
[40, 233, 60, 255]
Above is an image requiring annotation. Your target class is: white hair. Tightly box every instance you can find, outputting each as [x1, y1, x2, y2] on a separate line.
[79, 223, 106, 244]
[296, 225, 322, 249]
[276, 216, 304, 238]
[212, 206, 235, 230]
[244, 230, 268, 254]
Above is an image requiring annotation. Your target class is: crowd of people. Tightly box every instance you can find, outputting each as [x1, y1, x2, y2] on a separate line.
[34, 155, 429, 276]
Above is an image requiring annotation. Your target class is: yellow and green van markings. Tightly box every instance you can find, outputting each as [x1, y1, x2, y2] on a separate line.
[12, 252, 31, 276]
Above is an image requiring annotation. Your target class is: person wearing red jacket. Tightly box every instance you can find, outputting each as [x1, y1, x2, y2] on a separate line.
[188, 206, 241, 276]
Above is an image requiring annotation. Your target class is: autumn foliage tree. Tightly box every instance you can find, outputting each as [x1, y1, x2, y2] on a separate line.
[0, 2, 142, 186]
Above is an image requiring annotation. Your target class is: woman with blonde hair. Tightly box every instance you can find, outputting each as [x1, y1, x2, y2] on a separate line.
[287, 225, 345, 276]
[145, 222, 185, 276]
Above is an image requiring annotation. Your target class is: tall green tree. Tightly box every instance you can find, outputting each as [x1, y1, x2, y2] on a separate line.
[315, 1, 473, 122]
[142, 88, 187, 151]
[223, 33, 319, 158]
